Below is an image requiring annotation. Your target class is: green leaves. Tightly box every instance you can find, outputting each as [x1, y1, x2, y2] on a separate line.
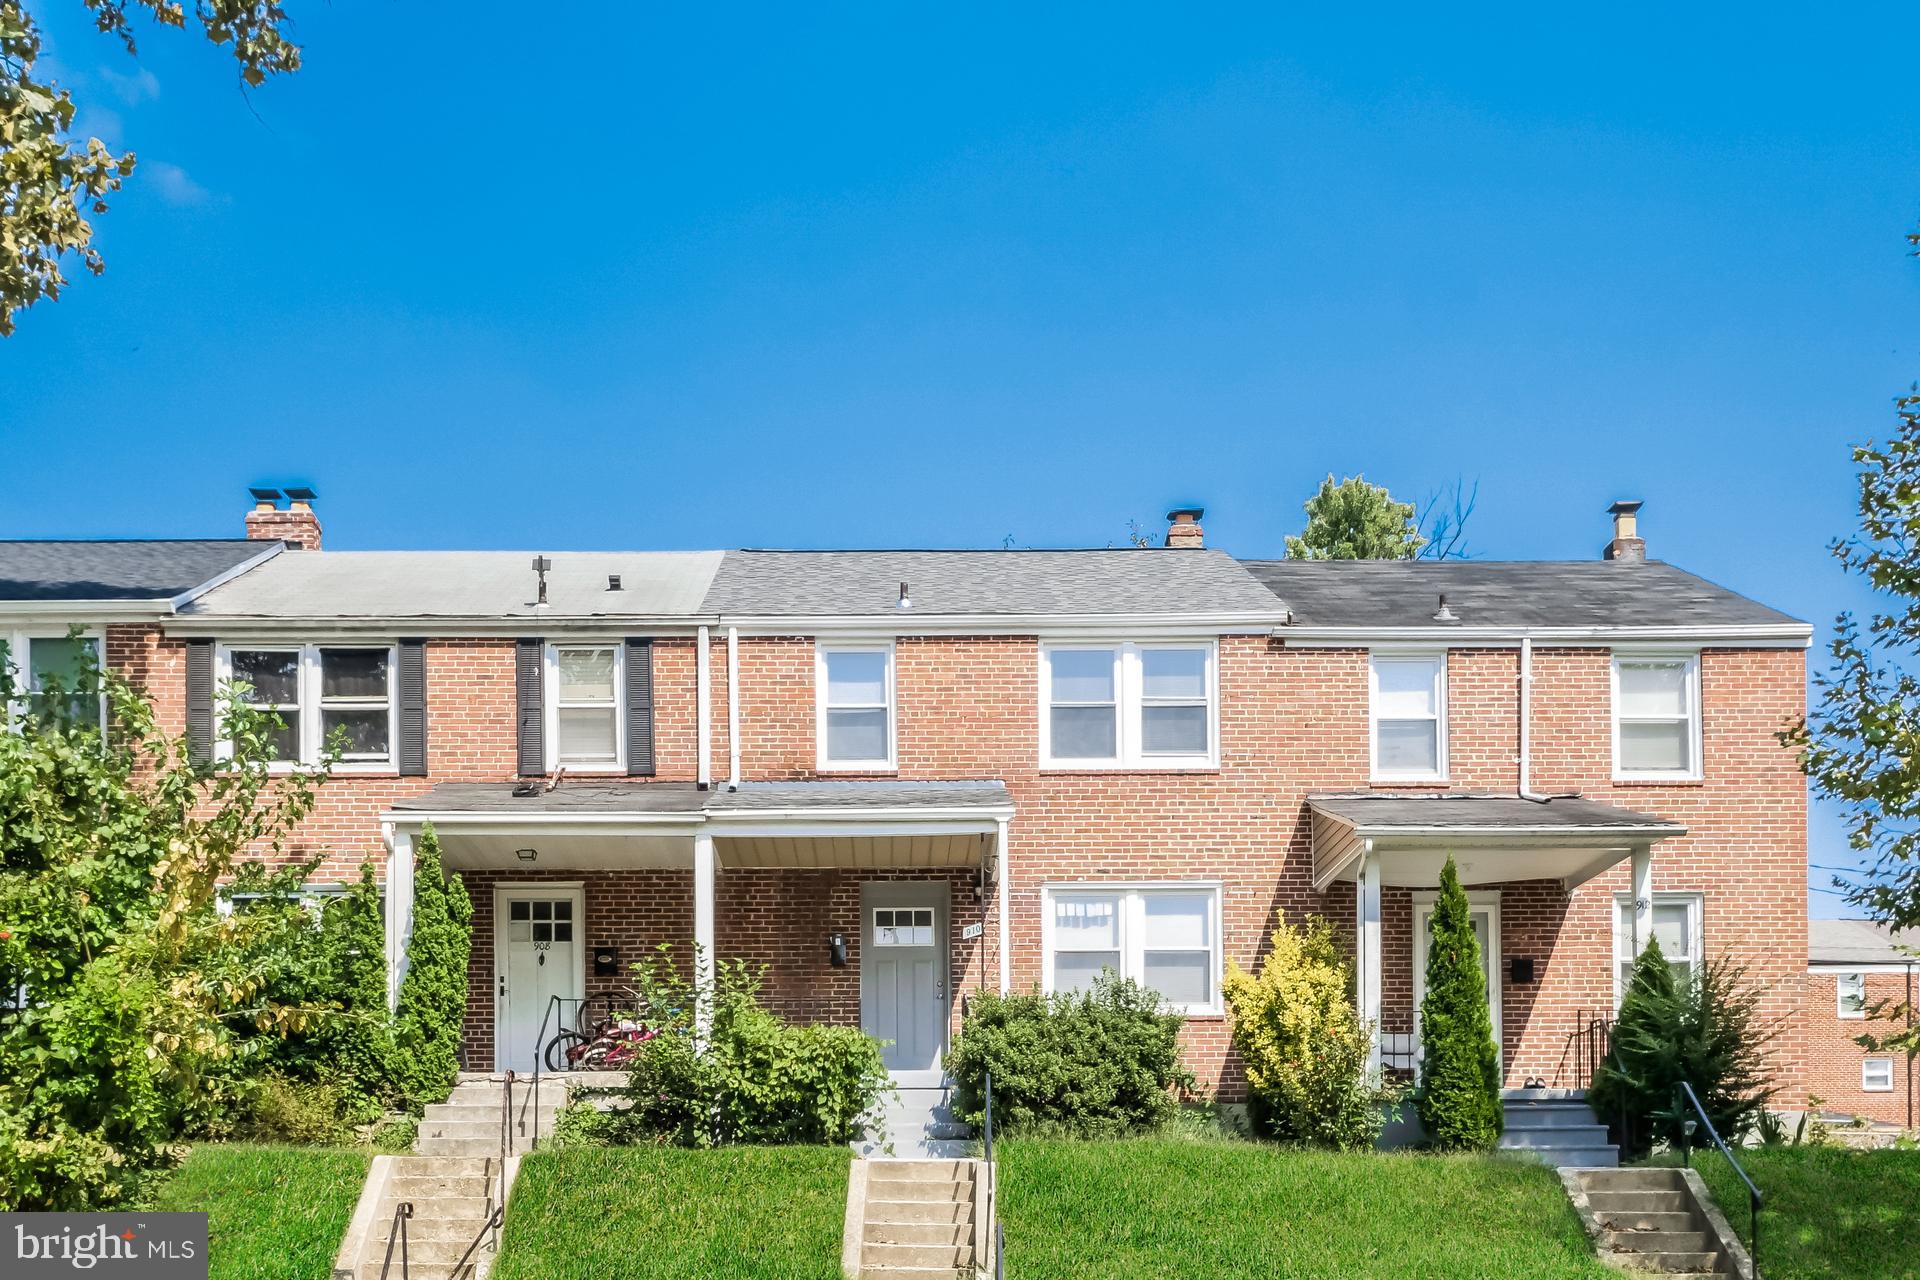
[1415, 855, 1502, 1152]
[1285, 473, 1428, 560]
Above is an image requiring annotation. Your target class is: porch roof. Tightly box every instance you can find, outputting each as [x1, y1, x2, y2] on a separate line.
[1308, 792, 1686, 892]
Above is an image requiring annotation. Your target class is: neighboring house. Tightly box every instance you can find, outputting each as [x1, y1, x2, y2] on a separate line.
[1807, 918, 1916, 1128]
[3, 491, 1815, 1107]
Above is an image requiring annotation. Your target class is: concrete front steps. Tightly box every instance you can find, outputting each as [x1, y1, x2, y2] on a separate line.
[854, 1087, 973, 1159]
[414, 1079, 565, 1157]
[842, 1159, 985, 1280]
[1563, 1167, 1752, 1277]
[1499, 1090, 1619, 1168]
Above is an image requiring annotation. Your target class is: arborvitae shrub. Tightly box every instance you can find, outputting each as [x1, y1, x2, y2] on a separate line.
[1415, 855, 1503, 1151]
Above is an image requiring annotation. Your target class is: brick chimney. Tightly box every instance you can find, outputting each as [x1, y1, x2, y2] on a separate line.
[244, 486, 323, 550]
[1164, 506, 1205, 549]
[1604, 499, 1644, 562]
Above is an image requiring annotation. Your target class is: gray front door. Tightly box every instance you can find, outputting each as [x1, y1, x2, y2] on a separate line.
[860, 883, 949, 1086]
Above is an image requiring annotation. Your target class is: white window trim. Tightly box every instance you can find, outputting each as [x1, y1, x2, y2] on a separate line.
[1369, 651, 1449, 783]
[1837, 971, 1868, 1020]
[544, 642, 626, 774]
[1038, 640, 1218, 770]
[1863, 1057, 1895, 1093]
[1040, 881, 1223, 1015]
[1612, 890, 1704, 1008]
[1611, 652, 1703, 782]
[2, 629, 108, 733]
[217, 642, 399, 773]
[815, 641, 897, 771]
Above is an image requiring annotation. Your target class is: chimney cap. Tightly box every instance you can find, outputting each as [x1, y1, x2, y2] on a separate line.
[1608, 499, 1643, 516]
[284, 485, 318, 503]
[1166, 505, 1206, 522]
[248, 486, 283, 504]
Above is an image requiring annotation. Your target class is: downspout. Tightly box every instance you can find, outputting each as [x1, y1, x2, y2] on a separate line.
[1518, 635, 1551, 802]
[726, 626, 741, 790]
[696, 624, 711, 790]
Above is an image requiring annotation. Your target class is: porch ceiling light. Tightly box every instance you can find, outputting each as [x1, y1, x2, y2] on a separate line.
[515, 848, 538, 863]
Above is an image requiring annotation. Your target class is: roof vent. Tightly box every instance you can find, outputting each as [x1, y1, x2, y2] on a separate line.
[1433, 594, 1459, 623]
[897, 581, 913, 610]
[608, 574, 623, 592]
[531, 555, 552, 607]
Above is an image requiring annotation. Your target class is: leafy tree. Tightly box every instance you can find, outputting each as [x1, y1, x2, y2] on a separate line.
[1591, 939, 1778, 1159]
[1287, 475, 1425, 560]
[389, 825, 472, 1111]
[1415, 855, 1502, 1151]
[1223, 912, 1397, 1150]
[2, 0, 301, 335]
[0, 639, 332, 1208]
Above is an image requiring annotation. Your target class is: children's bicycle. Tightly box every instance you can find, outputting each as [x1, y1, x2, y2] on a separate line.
[542, 996, 658, 1071]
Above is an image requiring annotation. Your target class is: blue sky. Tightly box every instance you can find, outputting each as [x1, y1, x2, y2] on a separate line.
[4, 3, 1918, 911]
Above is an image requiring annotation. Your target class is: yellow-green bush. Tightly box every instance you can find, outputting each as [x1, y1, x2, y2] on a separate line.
[1224, 913, 1397, 1150]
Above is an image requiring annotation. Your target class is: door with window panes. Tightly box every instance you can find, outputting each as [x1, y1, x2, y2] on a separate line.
[860, 885, 948, 1086]
[496, 889, 583, 1072]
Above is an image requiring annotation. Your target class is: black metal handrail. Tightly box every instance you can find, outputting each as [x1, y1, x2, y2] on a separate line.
[530, 994, 568, 1151]
[1557, 1013, 1612, 1091]
[983, 1070, 1004, 1280]
[448, 1205, 504, 1280]
[377, 1201, 412, 1280]
[1675, 1080, 1763, 1273]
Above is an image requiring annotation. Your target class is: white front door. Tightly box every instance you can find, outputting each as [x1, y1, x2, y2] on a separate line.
[1412, 891, 1503, 1074]
[860, 885, 949, 1087]
[494, 886, 584, 1073]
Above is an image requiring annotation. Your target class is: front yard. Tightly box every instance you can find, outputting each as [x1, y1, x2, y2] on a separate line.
[998, 1137, 1619, 1279]
[1649, 1145, 1920, 1280]
[491, 1146, 853, 1280]
[148, 1144, 369, 1280]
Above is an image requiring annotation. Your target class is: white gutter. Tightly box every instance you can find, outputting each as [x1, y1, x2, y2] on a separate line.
[727, 625, 741, 789]
[696, 625, 711, 789]
[718, 611, 1289, 637]
[163, 616, 712, 638]
[1278, 623, 1812, 649]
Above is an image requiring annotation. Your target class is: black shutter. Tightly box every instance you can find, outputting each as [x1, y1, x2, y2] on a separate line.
[516, 638, 545, 777]
[626, 637, 655, 777]
[398, 640, 427, 776]
[186, 640, 215, 764]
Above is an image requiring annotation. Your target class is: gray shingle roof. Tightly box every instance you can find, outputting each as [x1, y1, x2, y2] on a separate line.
[1242, 560, 1804, 631]
[1809, 918, 1917, 965]
[699, 548, 1284, 618]
[0, 540, 273, 603]
[1308, 792, 1686, 834]
[705, 781, 1013, 812]
[180, 550, 725, 620]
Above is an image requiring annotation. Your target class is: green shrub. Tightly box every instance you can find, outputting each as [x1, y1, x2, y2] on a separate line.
[593, 946, 891, 1147]
[1591, 938, 1778, 1160]
[1224, 913, 1398, 1150]
[239, 1073, 355, 1145]
[1415, 856, 1502, 1151]
[946, 974, 1194, 1138]
[390, 825, 472, 1111]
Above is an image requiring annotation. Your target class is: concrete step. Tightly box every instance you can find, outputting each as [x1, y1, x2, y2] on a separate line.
[376, 1194, 492, 1219]
[1499, 1126, 1612, 1149]
[356, 1264, 471, 1280]
[1588, 1190, 1694, 1214]
[858, 1269, 967, 1280]
[360, 1232, 493, 1268]
[1504, 1105, 1610, 1129]
[1594, 1210, 1699, 1233]
[865, 1220, 970, 1247]
[425, 1102, 563, 1125]
[415, 1138, 512, 1158]
[868, 1160, 972, 1182]
[865, 1199, 972, 1226]
[417, 1120, 510, 1140]
[387, 1174, 492, 1199]
[868, 1178, 969, 1204]
[1610, 1251, 1721, 1274]
[1579, 1168, 1687, 1192]
[1508, 1145, 1619, 1169]
[385, 1156, 494, 1179]
[1602, 1230, 1714, 1254]
[862, 1241, 973, 1270]
[372, 1214, 491, 1244]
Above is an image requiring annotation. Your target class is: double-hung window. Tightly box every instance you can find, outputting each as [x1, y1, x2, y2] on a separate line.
[549, 645, 622, 771]
[3, 632, 106, 731]
[1041, 642, 1216, 768]
[222, 645, 396, 768]
[1370, 653, 1447, 781]
[817, 645, 895, 769]
[1613, 655, 1701, 780]
[1613, 892, 1703, 1006]
[1837, 972, 1867, 1019]
[1863, 1058, 1895, 1092]
[1044, 884, 1221, 1013]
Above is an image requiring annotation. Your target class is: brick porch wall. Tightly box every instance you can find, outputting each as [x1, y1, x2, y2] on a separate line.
[1804, 968, 1917, 1127]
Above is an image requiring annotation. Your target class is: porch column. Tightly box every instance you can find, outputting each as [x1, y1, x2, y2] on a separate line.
[1357, 841, 1383, 1072]
[1627, 841, 1654, 956]
[693, 830, 716, 1042]
[382, 823, 415, 1013]
[995, 816, 1012, 994]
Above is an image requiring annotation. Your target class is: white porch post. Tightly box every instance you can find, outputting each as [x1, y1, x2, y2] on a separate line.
[693, 830, 717, 1043]
[995, 816, 1012, 995]
[382, 823, 415, 1013]
[1628, 842, 1654, 957]
[1358, 841, 1383, 1073]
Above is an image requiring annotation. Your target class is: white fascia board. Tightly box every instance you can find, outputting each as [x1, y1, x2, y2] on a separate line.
[1349, 823, 1687, 842]
[708, 818, 1004, 840]
[165, 616, 713, 639]
[719, 612, 1288, 637]
[1807, 961, 1918, 974]
[0, 600, 177, 623]
[379, 810, 704, 831]
[707, 804, 1014, 825]
[1279, 624, 1812, 649]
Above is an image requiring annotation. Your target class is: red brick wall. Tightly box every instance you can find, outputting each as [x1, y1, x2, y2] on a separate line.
[1804, 967, 1916, 1126]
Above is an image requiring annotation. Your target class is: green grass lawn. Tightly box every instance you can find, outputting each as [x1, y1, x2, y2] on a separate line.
[149, 1144, 369, 1280]
[999, 1137, 1620, 1280]
[492, 1146, 853, 1280]
[1649, 1145, 1920, 1280]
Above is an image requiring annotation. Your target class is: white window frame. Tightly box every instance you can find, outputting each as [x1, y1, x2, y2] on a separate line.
[1837, 971, 1867, 1020]
[1040, 881, 1223, 1015]
[2, 629, 107, 733]
[1612, 891, 1704, 1008]
[544, 642, 626, 774]
[815, 641, 897, 771]
[1863, 1058, 1894, 1092]
[1611, 652, 1703, 782]
[1369, 651, 1449, 782]
[217, 642, 399, 772]
[1038, 641, 1218, 770]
